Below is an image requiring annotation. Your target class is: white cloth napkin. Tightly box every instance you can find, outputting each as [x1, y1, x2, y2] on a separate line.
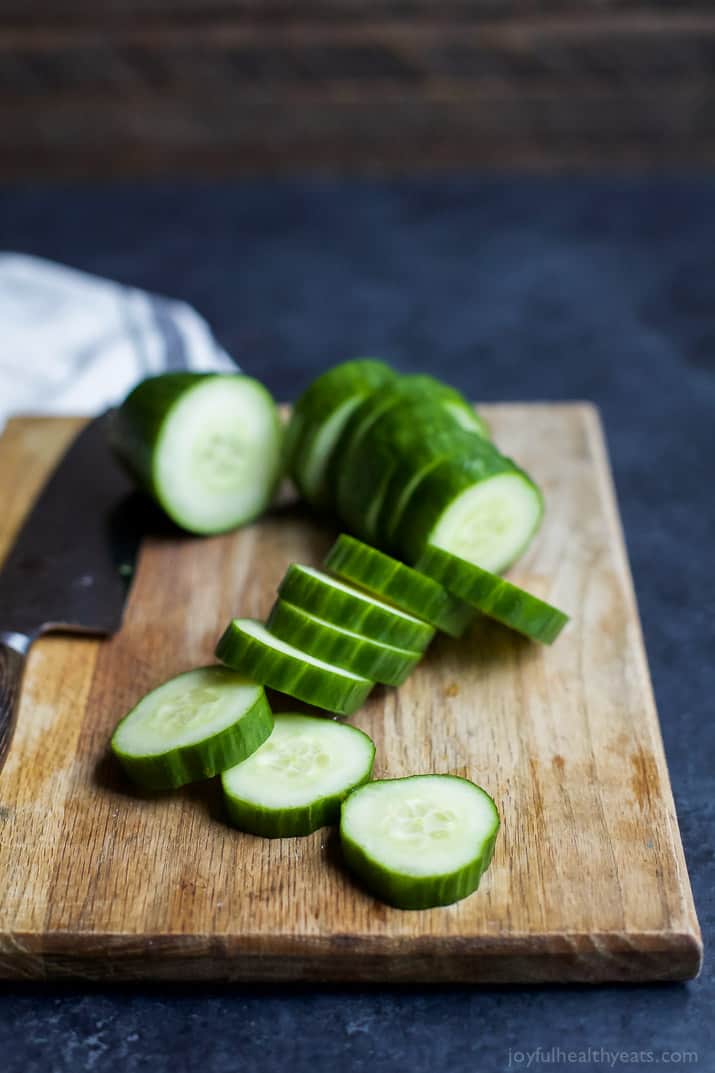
[0, 253, 237, 428]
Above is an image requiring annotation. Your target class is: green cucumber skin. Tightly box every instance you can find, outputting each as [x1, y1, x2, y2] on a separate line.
[341, 824, 498, 910]
[389, 447, 534, 566]
[109, 371, 283, 534]
[267, 600, 421, 686]
[278, 565, 435, 652]
[215, 620, 373, 715]
[286, 359, 397, 507]
[340, 777, 500, 910]
[416, 545, 569, 644]
[324, 534, 474, 639]
[111, 684, 274, 791]
[222, 733, 376, 837]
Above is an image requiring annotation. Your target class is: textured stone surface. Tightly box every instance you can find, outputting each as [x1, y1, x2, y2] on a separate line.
[0, 178, 712, 1072]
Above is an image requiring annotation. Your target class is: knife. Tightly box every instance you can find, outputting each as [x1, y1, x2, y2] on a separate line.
[0, 413, 145, 772]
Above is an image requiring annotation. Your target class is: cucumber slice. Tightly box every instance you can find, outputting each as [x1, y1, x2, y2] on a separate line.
[416, 545, 569, 644]
[222, 714, 375, 837]
[267, 599, 422, 686]
[110, 372, 282, 536]
[215, 618, 374, 715]
[278, 565, 435, 652]
[110, 666, 274, 790]
[324, 534, 474, 638]
[392, 447, 543, 573]
[285, 359, 397, 508]
[443, 400, 490, 438]
[340, 775, 500, 909]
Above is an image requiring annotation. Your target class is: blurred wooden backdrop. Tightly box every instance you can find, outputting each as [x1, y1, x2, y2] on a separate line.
[1, 1, 714, 177]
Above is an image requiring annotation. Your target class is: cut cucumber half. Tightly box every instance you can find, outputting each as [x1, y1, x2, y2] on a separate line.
[267, 599, 422, 686]
[215, 618, 374, 715]
[110, 666, 274, 790]
[285, 359, 396, 508]
[340, 775, 500, 909]
[278, 564, 435, 652]
[324, 534, 474, 638]
[416, 545, 569, 644]
[222, 714, 375, 837]
[109, 372, 283, 535]
[392, 449, 543, 573]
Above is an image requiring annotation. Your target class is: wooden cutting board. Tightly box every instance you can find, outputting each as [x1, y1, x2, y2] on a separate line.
[0, 405, 702, 983]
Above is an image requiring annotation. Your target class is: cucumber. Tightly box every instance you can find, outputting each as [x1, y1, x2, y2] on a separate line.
[390, 445, 543, 573]
[285, 359, 397, 508]
[278, 564, 435, 652]
[416, 545, 569, 644]
[221, 714, 375, 837]
[336, 399, 487, 548]
[332, 378, 487, 539]
[110, 666, 273, 790]
[324, 534, 474, 638]
[215, 618, 374, 715]
[443, 400, 490, 439]
[109, 372, 282, 536]
[340, 775, 500, 909]
[267, 599, 422, 686]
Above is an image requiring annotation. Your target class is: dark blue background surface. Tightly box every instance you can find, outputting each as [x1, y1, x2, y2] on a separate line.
[0, 179, 712, 1073]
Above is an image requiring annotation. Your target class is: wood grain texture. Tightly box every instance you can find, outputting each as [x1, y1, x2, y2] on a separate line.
[0, 407, 702, 982]
[1, 8, 715, 175]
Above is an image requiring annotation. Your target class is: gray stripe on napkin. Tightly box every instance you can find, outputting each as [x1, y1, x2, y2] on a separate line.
[150, 296, 189, 371]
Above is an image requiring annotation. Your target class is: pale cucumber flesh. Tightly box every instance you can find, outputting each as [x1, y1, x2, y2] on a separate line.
[340, 775, 500, 909]
[111, 666, 274, 790]
[222, 714, 375, 836]
[428, 472, 543, 575]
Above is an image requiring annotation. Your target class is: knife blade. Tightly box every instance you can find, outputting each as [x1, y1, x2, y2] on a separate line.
[0, 413, 145, 771]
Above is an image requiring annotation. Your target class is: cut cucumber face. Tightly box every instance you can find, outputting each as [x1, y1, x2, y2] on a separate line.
[267, 599, 422, 686]
[285, 359, 397, 508]
[111, 666, 274, 790]
[215, 618, 374, 715]
[324, 534, 474, 638]
[110, 372, 283, 535]
[393, 449, 543, 574]
[340, 775, 500, 909]
[416, 545, 569, 644]
[222, 714, 375, 837]
[278, 564, 435, 652]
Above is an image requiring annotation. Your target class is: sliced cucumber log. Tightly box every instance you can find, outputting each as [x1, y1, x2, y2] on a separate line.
[267, 599, 422, 686]
[334, 394, 485, 546]
[110, 666, 274, 790]
[109, 372, 283, 535]
[215, 618, 374, 715]
[416, 545, 569, 644]
[278, 564, 435, 652]
[285, 359, 397, 508]
[222, 714, 375, 837]
[324, 534, 474, 638]
[391, 445, 543, 574]
[340, 775, 500, 909]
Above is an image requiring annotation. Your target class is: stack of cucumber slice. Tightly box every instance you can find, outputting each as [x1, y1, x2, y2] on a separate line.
[285, 361, 541, 572]
[108, 358, 572, 911]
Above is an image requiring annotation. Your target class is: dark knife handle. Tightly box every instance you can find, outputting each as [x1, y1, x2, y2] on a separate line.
[0, 635, 29, 774]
